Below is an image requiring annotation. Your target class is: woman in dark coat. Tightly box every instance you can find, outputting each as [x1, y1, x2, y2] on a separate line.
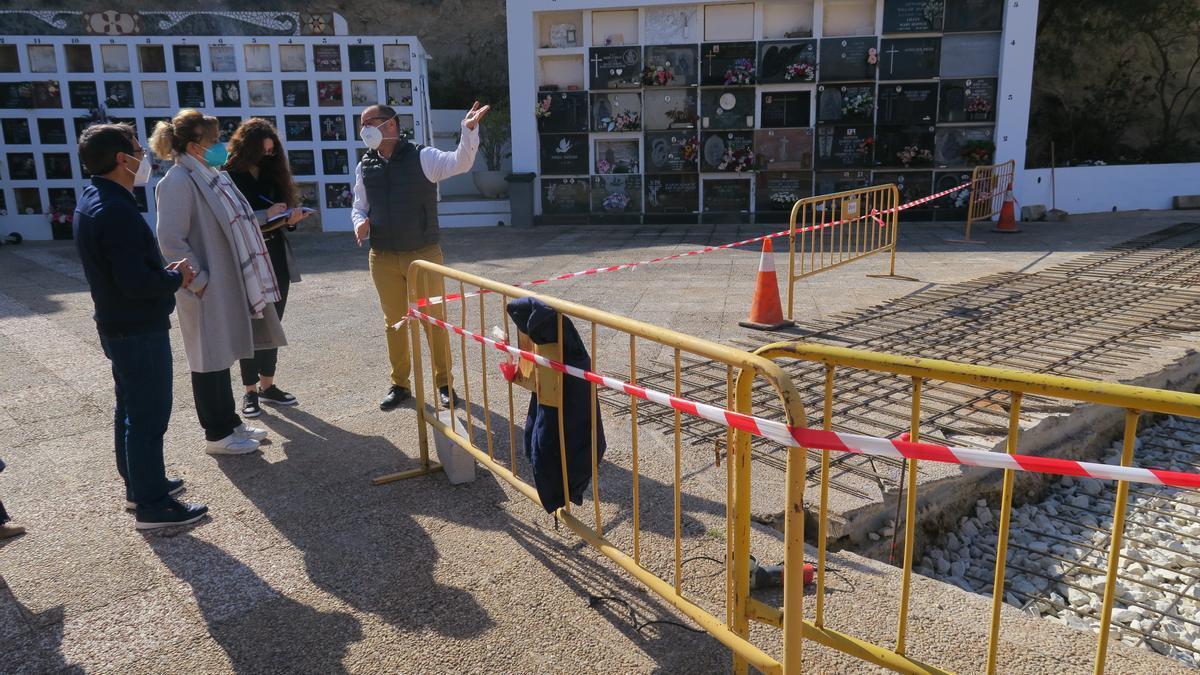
[506, 297, 606, 513]
[224, 119, 311, 418]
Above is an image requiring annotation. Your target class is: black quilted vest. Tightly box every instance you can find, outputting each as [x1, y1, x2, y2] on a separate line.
[360, 143, 439, 252]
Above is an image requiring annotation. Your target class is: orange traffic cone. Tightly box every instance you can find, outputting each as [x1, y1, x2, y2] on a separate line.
[739, 239, 795, 331]
[992, 182, 1021, 233]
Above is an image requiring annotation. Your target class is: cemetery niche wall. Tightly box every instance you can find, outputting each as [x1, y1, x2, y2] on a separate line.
[0, 10, 431, 240]
[516, 0, 1006, 223]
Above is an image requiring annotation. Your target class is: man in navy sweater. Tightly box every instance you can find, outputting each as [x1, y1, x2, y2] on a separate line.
[74, 124, 208, 530]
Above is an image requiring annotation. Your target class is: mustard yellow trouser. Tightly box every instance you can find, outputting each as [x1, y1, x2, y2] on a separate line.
[368, 243, 450, 390]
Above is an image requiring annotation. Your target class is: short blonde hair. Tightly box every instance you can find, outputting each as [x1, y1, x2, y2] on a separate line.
[149, 108, 219, 160]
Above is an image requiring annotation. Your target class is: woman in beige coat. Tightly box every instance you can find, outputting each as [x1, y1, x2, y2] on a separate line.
[152, 109, 286, 455]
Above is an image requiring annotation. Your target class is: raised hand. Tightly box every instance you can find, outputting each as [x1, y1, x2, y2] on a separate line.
[463, 101, 491, 130]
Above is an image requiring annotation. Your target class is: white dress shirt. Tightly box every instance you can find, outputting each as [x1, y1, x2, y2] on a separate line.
[350, 122, 480, 228]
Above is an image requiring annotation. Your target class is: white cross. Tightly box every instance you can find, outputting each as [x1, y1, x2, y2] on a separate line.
[885, 44, 900, 74]
[591, 52, 606, 78]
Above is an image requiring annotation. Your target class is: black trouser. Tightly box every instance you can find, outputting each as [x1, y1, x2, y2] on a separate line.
[239, 234, 290, 387]
[191, 369, 241, 441]
[101, 329, 174, 506]
[0, 498, 8, 524]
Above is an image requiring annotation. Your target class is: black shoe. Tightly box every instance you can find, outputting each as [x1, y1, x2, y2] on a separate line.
[125, 478, 185, 511]
[380, 385, 412, 411]
[134, 498, 209, 531]
[259, 385, 298, 406]
[438, 386, 460, 408]
[242, 391, 262, 418]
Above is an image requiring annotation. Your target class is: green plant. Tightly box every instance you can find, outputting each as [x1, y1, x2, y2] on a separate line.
[479, 106, 511, 171]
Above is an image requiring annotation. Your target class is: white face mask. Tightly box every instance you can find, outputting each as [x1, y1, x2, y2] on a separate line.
[361, 115, 398, 150]
[124, 153, 152, 186]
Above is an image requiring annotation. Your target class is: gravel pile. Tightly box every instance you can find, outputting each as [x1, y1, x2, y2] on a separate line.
[914, 417, 1200, 667]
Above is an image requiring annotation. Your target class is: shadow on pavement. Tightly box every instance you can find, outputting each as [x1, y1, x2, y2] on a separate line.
[147, 533, 362, 674]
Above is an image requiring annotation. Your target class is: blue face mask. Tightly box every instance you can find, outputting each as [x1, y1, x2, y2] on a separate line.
[202, 143, 228, 168]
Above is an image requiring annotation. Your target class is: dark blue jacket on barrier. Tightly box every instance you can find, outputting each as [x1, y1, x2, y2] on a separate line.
[507, 297, 606, 513]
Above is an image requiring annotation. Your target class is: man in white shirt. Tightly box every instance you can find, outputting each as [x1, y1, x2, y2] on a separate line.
[352, 101, 490, 411]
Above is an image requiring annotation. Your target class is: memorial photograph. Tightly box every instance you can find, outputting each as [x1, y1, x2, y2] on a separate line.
[212, 81, 241, 108]
[282, 81, 310, 107]
[594, 138, 640, 174]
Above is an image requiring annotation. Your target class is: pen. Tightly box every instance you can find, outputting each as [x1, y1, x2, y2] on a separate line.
[258, 194, 275, 206]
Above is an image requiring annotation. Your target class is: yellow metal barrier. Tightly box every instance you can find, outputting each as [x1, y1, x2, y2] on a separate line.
[786, 183, 904, 322]
[376, 261, 811, 674]
[951, 159, 1016, 243]
[753, 341, 1200, 675]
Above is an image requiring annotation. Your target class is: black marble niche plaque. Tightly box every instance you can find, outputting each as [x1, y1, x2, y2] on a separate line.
[944, 0, 1004, 33]
[874, 125, 937, 168]
[644, 131, 699, 174]
[933, 126, 994, 167]
[69, 81, 98, 109]
[815, 170, 871, 196]
[877, 83, 939, 125]
[643, 89, 698, 130]
[756, 172, 814, 212]
[542, 177, 590, 215]
[700, 130, 755, 172]
[590, 92, 642, 132]
[540, 133, 589, 176]
[0, 82, 32, 109]
[817, 84, 875, 123]
[938, 78, 996, 123]
[2, 118, 31, 144]
[643, 45, 700, 87]
[883, 0, 944, 33]
[537, 91, 590, 133]
[645, 174, 699, 213]
[815, 125, 874, 169]
[873, 171, 934, 216]
[595, 139, 640, 175]
[754, 129, 814, 172]
[702, 179, 751, 212]
[761, 91, 811, 128]
[879, 38, 941, 81]
[700, 88, 755, 130]
[758, 40, 817, 84]
[931, 170, 973, 219]
[818, 37, 878, 82]
[589, 46, 642, 89]
[700, 42, 758, 87]
[591, 175, 642, 214]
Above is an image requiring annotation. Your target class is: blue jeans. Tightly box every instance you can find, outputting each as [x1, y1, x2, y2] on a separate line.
[99, 329, 173, 506]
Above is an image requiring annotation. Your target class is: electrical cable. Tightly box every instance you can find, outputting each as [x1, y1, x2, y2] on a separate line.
[587, 595, 706, 635]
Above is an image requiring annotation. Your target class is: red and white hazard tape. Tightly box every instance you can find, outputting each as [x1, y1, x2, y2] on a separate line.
[404, 309, 1200, 491]
[417, 181, 975, 307]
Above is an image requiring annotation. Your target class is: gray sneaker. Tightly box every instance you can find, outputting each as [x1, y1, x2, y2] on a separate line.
[234, 423, 268, 441]
[206, 433, 260, 455]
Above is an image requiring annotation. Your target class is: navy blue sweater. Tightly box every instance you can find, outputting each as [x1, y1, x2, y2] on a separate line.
[74, 177, 182, 336]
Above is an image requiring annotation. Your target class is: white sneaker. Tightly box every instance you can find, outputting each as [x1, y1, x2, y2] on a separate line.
[234, 423, 268, 441]
[206, 433, 261, 455]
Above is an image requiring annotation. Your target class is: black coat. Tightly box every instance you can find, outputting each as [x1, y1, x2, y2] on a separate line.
[507, 298, 606, 513]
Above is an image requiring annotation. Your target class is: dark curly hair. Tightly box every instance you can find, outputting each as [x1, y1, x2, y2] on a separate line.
[224, 118, 298, 207]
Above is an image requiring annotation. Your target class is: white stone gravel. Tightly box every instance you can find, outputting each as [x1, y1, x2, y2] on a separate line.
[916, 417, 1200, 668]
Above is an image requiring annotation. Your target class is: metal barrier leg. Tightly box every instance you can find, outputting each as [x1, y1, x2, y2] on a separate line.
[1094, 410, 1141, 674]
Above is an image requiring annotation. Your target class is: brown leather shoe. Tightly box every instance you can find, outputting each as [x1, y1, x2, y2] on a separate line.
[0, 524, 25, 540]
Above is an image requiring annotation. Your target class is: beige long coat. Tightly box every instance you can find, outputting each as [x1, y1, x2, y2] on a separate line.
[156, 162, 286, 373]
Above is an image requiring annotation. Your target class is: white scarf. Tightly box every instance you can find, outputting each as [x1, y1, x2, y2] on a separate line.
[179, 152, 280, 318]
